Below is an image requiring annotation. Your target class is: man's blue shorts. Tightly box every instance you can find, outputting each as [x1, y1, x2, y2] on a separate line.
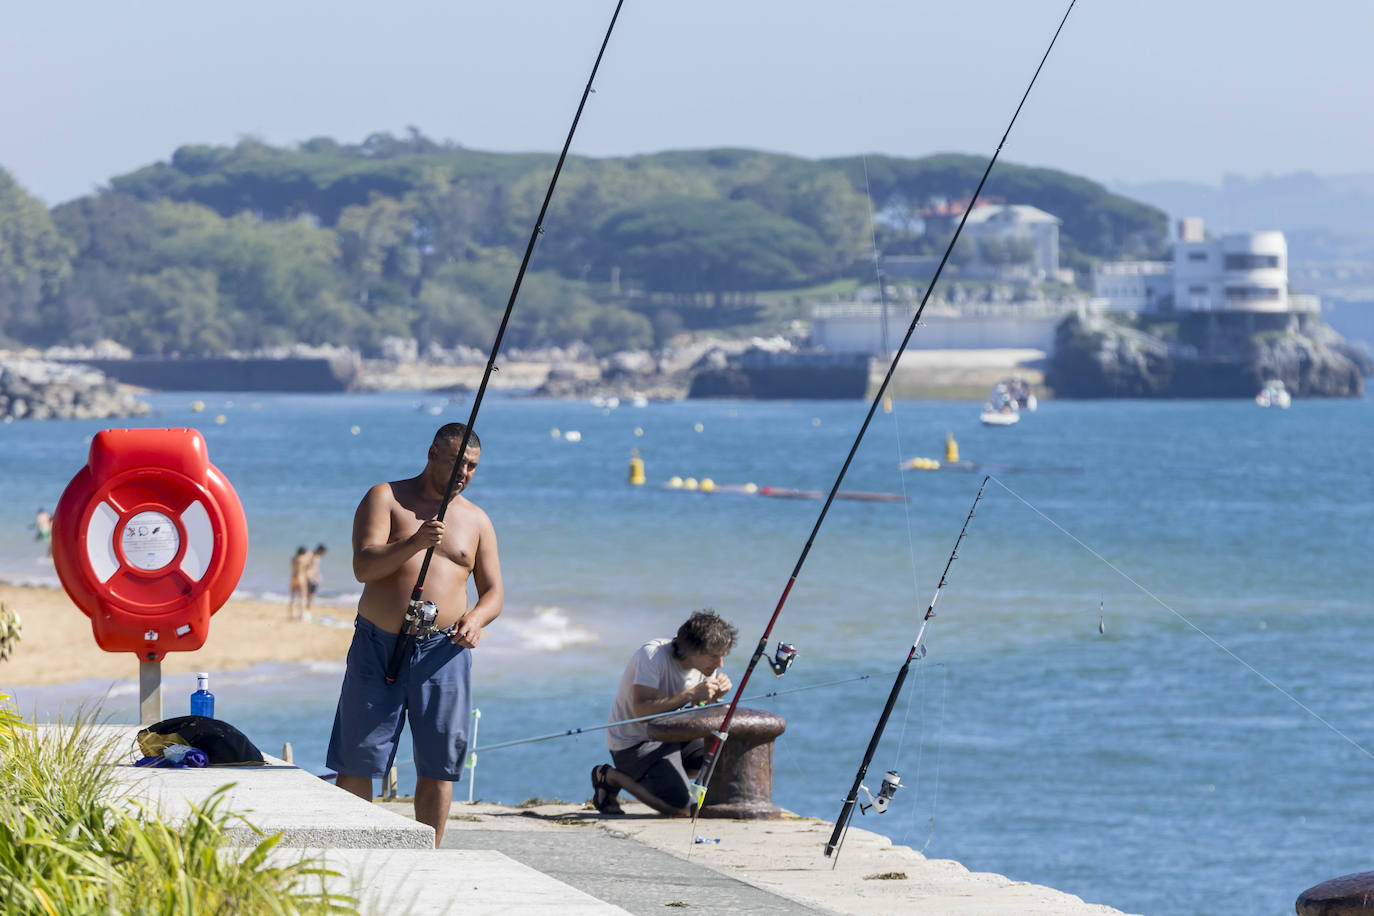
[326, 616, 472, 781]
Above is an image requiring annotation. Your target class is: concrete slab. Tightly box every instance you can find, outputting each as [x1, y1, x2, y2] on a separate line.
[275, 848, 630, 916]
[47, 724, 434, 849]
[406, 802, 1135, 916]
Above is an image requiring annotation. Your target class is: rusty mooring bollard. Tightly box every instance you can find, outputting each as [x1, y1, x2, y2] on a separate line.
[1296, 871, 1374, 915]
[646, 706, 786, 819]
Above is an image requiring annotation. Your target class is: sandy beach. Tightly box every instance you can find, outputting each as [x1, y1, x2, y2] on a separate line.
[0, 583, 352, 687]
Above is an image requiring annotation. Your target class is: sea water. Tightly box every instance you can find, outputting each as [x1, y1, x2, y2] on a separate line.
[1, 390, 1370, 916]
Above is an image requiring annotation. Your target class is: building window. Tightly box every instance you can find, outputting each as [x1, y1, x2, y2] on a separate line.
[1225, 286, 1281, 302]
[1188, 285, 1207, 294]
[1187, 251, 1208, 261]
[1225, 254, 1280, 269]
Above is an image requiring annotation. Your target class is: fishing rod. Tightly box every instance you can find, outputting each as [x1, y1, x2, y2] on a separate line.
[688, 0, 1080, 820]
[327, 673, 877, 788]
[383, 0, 628, 686]
[823, 478, 986, 862]
[474, 673, 875, 754]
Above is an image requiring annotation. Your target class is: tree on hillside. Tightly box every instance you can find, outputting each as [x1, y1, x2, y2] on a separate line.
[0, 169, 73, 344]
[595, 196, 833, 301]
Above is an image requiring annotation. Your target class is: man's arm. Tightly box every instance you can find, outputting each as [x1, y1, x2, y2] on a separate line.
[630, 675, 729, 718]
[451, 508, 503, 648]
[352, 483, 440, 583]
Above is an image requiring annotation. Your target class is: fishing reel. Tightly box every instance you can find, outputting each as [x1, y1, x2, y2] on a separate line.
[766, 641, 797, 677]
[859, 770, 902, 815]
[403, 599, 454, 639]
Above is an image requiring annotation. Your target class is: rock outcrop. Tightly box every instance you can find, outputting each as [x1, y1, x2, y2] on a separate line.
[1047, 313, 1367, 398]
[0, 358, 151, 421]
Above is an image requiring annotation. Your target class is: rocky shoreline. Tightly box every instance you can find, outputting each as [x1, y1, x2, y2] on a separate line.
[1047, 312, 1371, 399]
[0, 358, 150, 422]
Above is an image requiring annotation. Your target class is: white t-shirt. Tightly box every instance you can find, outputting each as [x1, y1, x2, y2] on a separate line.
[606, 637, 704, 752]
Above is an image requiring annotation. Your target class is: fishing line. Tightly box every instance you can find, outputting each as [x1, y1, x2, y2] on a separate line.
[687, 0, 1080, 834]
[907, 662, 948, 852]
[471, 672, 875, 754]
[824, 479, 987, 862]
[988, 474, 1374, 763]
[860, 153, 928, 773]
[380, 0, 628, 696]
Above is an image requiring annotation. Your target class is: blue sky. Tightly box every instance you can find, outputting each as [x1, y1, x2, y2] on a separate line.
[4, 0, 1373, 205]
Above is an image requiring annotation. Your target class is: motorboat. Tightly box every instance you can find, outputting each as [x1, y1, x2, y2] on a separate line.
[1255, 379, 1292, 409]
[980, 405, 1020, 426]
[981, 382, 1022, 426]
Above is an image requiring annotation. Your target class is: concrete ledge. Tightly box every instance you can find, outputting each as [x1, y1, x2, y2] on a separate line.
[48, 724, 434, 849]
[111, 760, 435, 849]
[275, 848, 630, 915]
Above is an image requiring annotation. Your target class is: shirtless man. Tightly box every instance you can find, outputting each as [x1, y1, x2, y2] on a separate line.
[326, 422, 503, 845]
[288, 546, 310, 620]
[305, 543, 327, 610]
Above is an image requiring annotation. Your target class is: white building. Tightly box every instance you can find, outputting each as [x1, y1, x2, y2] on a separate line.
[961, 204, 1068, 283]
[1094, 218, 1317, 314]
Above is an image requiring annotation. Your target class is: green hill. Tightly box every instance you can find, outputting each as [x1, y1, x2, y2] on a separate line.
[1, 131, 1166, 356]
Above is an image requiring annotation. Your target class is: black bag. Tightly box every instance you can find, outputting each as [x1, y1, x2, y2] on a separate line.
[136, 716, 265, 766]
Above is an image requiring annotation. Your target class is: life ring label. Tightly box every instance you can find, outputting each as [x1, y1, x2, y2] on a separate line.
[121, 511, 180, 571]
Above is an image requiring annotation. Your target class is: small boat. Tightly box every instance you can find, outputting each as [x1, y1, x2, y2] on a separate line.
[980, 404, 1020, 426]
[980, 382, 1021, 426]
[1255, 379, 1292, 409]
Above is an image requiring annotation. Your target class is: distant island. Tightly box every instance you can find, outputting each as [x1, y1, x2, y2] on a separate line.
[1, 130, 1368, 404]
[0, 131, 1162, 364]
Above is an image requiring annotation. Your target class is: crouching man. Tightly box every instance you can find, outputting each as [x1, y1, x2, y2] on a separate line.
[591, 609, 737, 815]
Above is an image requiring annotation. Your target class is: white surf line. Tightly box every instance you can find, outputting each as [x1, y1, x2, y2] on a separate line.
[989, 474, 1374, 764]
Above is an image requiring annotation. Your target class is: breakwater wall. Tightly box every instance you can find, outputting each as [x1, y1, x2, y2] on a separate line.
[61, 357, 357, 393]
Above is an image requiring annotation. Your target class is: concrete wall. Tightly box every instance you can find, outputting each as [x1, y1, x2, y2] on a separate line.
[811, 307, 1065, 353]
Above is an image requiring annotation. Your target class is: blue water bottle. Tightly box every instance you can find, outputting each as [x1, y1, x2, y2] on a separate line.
[191, 672, 215, 719]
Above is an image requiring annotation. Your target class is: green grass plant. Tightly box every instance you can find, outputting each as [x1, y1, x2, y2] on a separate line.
[0, 694, 358, 915]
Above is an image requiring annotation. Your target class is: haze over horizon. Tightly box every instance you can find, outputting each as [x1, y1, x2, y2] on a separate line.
[4, 0, 1374, 207]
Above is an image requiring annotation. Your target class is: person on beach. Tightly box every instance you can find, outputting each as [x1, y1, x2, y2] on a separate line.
[33, 509, 52, 557]
[591, 609, 737, 816]
[288, 546, 310, 620]
[305, 543, 327, 610]
[327, 422, 503, 846]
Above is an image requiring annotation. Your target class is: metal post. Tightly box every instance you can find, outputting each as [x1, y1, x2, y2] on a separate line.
[466, 707, 481, 803]
[138, 659, 162, 725]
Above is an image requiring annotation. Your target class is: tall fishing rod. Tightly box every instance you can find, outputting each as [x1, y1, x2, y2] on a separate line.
[383, 0, 628, 686]
[823, 478, 986, 862]
[688, 0, 1079, 816]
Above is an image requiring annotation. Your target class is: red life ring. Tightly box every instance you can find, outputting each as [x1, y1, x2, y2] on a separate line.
[51, 428, 248, 661]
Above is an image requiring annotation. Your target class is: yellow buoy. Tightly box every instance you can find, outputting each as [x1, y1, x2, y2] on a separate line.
[668, 476, 684, 489]
[634, 427, 644, 437]
[684, 477, 699, 490]
[350, 425, 361, 435]
[628, 450, 645, 486]
[214, 414, 227, 425]
[190, 400, 205, 412]
[693, 422, 704, 433]
[945, 431, 959, 463]
[551, 428, 561, 438]
[743, 482, 758, 494]
[700, 478, 715, 492]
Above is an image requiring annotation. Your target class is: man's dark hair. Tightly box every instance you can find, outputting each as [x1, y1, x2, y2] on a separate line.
[673, 609, 738, 658]
[433, 422, 481, 451]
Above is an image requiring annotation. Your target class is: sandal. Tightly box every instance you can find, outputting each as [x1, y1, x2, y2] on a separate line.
[590, 764, 623, 814]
